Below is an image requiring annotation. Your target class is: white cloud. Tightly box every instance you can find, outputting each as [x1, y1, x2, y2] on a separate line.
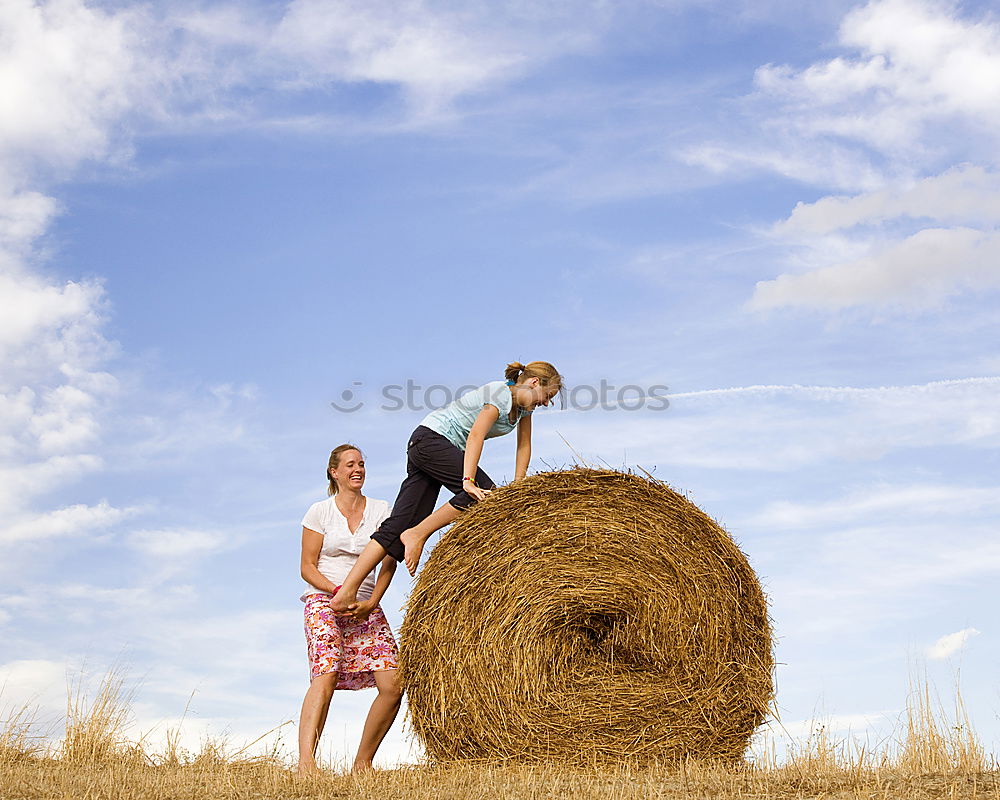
[675, 1, 1000, 312]
[754, 0, 1000, 153]
[0, 455, 102, 519]
[0, 185, 58, 254]
[0, 501, 135, 545]
[0, 265, 118, 543]
[0, 273, 109, 376]
[751, 483, 1000, 529]
[0, 0, 149, 170]
[775, 711, 890, 739]
[682, 0, 1000, 191]
[778, 165, 1000, 235]
[0, 659, 67, 715]
[167, 0, 606, 126]
[751, 227, 1000, 311]
[927, 627, 980, 660]
[128, 528, 231, 559]
[755, 163, 1000, 311]
[272, 0, 525, 110]
[681, 140, 886, 193]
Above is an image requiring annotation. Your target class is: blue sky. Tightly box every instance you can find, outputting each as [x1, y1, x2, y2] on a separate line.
[1, 0, 998, 766]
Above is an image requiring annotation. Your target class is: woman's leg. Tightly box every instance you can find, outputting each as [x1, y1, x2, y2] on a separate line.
[352, 670, 403, 773]
[297, 672, 337, 774]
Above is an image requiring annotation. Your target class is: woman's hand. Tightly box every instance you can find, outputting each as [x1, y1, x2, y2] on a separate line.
[350, 599, 375, 621]
[463, 478, 490, 502]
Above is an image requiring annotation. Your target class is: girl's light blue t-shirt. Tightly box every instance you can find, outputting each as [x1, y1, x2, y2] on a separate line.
[420, 380, 531, 450]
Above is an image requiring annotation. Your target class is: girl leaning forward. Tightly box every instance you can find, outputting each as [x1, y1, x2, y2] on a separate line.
[331, 360, 562, 613]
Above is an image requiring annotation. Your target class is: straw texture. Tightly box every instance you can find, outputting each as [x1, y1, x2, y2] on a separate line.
[400, 468, 773, 765]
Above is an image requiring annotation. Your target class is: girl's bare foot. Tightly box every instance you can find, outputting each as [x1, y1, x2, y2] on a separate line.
[401, 529, 424, 576]
[352, 759, 374, 774]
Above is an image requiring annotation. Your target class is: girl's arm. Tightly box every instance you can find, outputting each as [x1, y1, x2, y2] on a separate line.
[462, 404, 500, 499]
[514, 413, 532, 481]
[300, 527, 340, 594]
[351, 555, 397, 620]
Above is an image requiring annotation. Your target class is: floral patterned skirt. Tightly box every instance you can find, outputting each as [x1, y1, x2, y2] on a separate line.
[303, 591, 399, 689]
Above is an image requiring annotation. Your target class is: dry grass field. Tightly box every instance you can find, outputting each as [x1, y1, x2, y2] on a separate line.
[2, 671, 997, 800]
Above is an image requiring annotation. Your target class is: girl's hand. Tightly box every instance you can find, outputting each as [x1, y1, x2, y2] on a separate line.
[350, 600, 375, 621]
[463, 478, 490, 502]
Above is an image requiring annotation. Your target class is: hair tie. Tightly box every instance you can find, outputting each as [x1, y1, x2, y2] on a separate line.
[506, 379, 516, 386]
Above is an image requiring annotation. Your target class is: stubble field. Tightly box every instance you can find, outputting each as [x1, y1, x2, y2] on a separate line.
[1, 672, 995, 800]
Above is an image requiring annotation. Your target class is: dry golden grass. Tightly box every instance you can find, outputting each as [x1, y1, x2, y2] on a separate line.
[1, 669, 997, 799]
[3, 747, 998, 799]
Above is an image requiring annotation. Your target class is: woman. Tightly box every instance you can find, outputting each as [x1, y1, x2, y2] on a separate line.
[297, 443, 402, 774]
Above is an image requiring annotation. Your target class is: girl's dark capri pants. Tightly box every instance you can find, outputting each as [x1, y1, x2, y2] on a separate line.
[371, 425, 495, 562]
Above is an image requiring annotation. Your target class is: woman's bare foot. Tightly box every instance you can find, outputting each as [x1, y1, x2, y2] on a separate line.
[401, 529, 425, 576]
[296, 760, 321, 777]
[351, 759, 375, 774]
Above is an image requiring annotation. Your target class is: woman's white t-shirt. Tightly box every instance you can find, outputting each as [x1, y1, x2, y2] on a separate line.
[300, 495, 392, 602]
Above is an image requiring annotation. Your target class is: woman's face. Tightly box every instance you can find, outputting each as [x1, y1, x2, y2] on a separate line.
[515, 379, 558, 410]
[331, 449, 365, 492]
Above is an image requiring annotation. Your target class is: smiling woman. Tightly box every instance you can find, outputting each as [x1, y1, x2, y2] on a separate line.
[296, 444, 402, 775]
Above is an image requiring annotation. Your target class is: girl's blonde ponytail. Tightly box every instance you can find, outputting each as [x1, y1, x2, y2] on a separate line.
[504, 361, 563, 391]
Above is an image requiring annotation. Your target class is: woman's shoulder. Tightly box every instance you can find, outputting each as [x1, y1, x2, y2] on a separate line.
[304, 495, 336, 515]
[367, 497, 392, 514]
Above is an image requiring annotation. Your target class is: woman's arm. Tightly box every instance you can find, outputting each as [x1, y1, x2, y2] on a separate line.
[462, 404, 500, 499]
[514, 413, 532, 481]
[367, 555, 396, 606]
[300, 527, 340, 594]
[351, 555, 397, 620]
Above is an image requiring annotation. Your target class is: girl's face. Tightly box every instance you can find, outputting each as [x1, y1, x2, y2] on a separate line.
[331, 449, 365, 492]
[515, 379, 559, 410]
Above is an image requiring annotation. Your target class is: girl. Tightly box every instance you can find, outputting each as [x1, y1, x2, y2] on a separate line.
[330, 361, 562, 614]
[297, 444, 402, 775]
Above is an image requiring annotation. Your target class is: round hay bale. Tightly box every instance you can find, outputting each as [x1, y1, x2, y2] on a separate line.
[400, 468, 773, 765]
